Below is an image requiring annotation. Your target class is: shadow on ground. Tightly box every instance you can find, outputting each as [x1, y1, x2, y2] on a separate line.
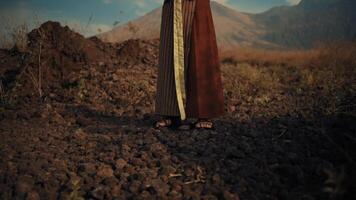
[0, 104, 355, 199]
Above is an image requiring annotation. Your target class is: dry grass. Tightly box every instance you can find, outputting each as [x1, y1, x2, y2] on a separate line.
[221, 41, 356, 121]
[1, 20, 354, 122]
[314, 41, 356, 68]
[0, 17, 29, 50]
[219, 47, 319, 67]
[220, 41, 356, 68]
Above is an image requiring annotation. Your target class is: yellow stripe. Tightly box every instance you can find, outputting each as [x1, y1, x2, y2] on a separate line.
[173, 0, 186, 120]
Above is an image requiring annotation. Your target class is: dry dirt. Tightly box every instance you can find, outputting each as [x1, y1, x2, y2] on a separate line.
[0, 21, 355, 200]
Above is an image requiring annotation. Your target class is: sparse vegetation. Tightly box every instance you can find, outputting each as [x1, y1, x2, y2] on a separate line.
[0, 80, 5, 104]
[0, 21, 29, 51]
[220, 41, 356, 121]
[127, 22, 139, 37]
[0, 22, 355, 200]
[220, 47, 319, 67]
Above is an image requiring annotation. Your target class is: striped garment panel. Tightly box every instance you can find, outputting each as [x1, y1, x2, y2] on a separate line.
[155, 0, 196, 116]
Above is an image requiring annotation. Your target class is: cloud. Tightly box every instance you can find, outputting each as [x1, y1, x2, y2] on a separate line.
[286, 0, 302, 5]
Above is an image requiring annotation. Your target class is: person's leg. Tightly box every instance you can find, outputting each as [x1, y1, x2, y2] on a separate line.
[155, 0, 196, 129]
[185, 0, 225, 125]
[154, 0, 181, 126]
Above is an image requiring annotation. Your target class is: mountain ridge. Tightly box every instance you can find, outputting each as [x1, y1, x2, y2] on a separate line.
[98, 0, 356, 49]
[255, 0, 356, 48]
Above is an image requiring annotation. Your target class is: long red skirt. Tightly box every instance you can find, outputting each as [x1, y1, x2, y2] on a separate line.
[155, 0, 224, 118]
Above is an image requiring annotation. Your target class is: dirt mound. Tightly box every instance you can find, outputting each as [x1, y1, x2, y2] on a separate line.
[27, 21, 112, 64]
[115, 39, 159, 68]
[1, 21, 160, 106]
[4, 21, 118, 104]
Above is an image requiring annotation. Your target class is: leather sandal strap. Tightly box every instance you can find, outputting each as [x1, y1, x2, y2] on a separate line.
[156, 119, 172, 127]
[195, 121, 213, 128]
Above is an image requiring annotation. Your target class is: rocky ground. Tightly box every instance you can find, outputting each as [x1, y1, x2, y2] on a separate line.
[0, 21, 355, 200]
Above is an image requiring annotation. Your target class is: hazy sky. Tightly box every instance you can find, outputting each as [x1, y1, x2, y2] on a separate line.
[0, 0, 302, 37]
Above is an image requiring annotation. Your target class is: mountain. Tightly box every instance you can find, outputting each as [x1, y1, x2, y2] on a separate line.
[99, 6, 162, 44]
[98, 0, 356, 49]
[298, 0, 346, 9]
[208, 2, 277, 49]
[99, 2, 276, 49]
[255, 0, 356, 48]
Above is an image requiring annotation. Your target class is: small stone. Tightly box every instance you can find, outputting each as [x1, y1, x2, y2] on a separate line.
[168, 190, 183, 199]
[223, 191, 240, 200]
[115, 159, 127, 170]
[183, 187, 200, 200]
[103, 177, 119, 187]
[26, 190, 40, 200]
[124, 165, 136, 174]
[150, 179, 170, 196]
[121, 144, 131, 152]
[170, 182, 182, 193]
[111, 185, 122, 197]
[140, 152, 149, 161]
[131, 158, 144, 167]
[16, 175, 34, 194]
[90, 185, 106, 199]
[202, 195, 218, 200]
[160, 165, 176, 176]
[98, 61, 106, 67]
[73, 128, 87, 140]
[138, 190, 151, 198]
[78, 163, 96, 175]
[50, 111, 65, 124]
[99, 152, 116, 163]
[112, 74, 119, 81]
[97, 164, 114, 178]
[212, 174, 221, 184]
[129, 180, 141, 193]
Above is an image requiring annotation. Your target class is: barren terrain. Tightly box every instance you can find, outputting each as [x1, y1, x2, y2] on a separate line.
[0, 22, 355, 200]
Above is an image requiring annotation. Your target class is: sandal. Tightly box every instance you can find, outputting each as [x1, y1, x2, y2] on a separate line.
[194, 119, 214, 130]
[155, 116, 180, 128]
[155, 118, 172, 128]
